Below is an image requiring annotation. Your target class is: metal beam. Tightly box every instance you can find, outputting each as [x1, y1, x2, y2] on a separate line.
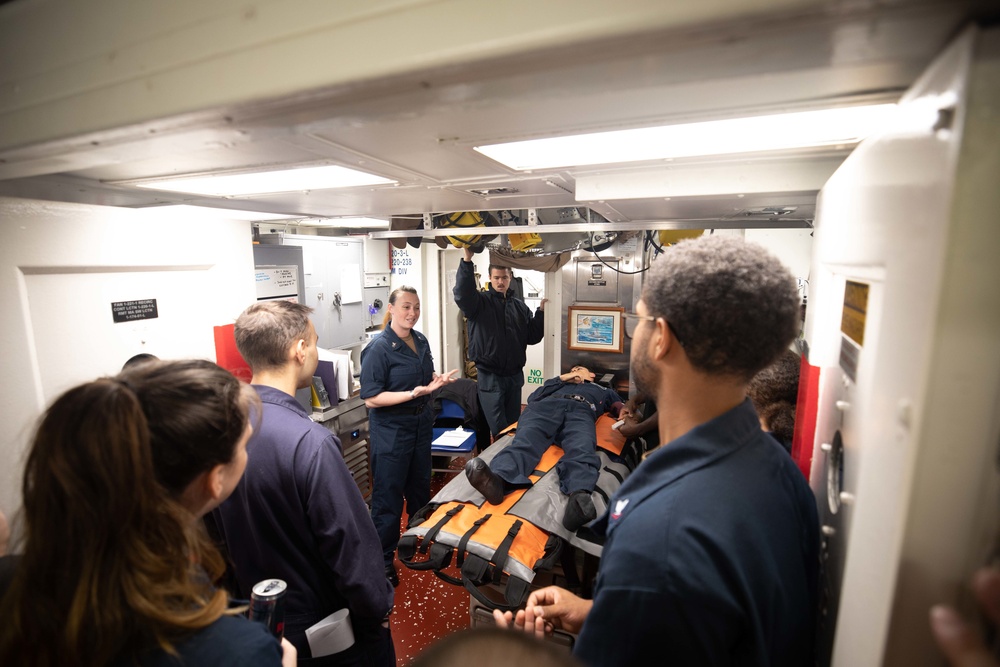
[368, 218, 812, 239]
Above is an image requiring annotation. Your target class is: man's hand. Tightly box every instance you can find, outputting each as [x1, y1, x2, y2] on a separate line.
[492, 586, 592, 638]
[280, 638, 297, 667]
[539, 298, 548, 312]
[618, 416, 643, 438]
[463, 246, 474, 262]
[931, 567, 1000, 666]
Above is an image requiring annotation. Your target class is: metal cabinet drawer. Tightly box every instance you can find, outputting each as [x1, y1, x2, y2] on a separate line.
[331, 402, 368, 432]
[313, 397, 372, 503]
[339, 424, 369, 450]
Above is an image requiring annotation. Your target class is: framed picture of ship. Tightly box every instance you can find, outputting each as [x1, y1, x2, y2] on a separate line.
[567, 306, 624, 353]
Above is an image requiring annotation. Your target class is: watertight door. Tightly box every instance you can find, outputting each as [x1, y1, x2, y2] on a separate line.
[804, 25, 1000, 666]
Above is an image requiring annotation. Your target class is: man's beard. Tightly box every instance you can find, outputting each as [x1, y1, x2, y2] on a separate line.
[631, 335, 658, 400]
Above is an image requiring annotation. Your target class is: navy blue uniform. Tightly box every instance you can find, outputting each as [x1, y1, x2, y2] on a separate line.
[3, 558, 282, 667]
[453, 259, 544, 436]
[210, 386, 394, 666]
[575, 399, 820, 666]
[360, 324, 436, 566]
[125, 615, 282, 667]
[489, 377, 624, 495]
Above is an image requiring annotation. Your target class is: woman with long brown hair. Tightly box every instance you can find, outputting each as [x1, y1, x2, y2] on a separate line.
[0, 359, 295, 666]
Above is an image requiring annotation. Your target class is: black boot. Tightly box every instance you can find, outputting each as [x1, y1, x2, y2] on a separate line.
[465, 457, 505, 505]
[385, 562, 399, 588]
[562, 490, 597, 531]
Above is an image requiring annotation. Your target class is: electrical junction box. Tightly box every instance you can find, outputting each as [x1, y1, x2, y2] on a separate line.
[575, 258, 619, 303]
[364, 273, 389, 287]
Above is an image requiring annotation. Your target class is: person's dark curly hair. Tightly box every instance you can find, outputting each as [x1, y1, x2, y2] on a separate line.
[643, 235, 800, 381]
[747, 348, 801, 442]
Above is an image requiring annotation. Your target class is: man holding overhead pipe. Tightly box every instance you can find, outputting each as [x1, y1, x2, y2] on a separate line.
[495, 235, 820, 667]
[454, 245, 546, 439]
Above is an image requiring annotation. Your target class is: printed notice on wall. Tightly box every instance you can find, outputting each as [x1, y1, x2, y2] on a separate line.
[339, 264, 362, 304]
[256, 265, 300, 301]
[840, 280, 869, 347]
[111, 299, 159, 323]
[839, 280, 869, 383]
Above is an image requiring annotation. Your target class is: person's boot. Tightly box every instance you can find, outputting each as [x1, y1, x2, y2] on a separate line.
[562, 490, 597, 531]
[464, 457, 505, 505]
[385, 562, 399, 588]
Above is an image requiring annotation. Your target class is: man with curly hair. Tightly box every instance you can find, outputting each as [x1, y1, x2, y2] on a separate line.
[495, 235, 819, 667]
[748, 348, 802, 453]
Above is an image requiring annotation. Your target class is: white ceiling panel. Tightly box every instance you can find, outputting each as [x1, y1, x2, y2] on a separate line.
[0, 0, 991, 228]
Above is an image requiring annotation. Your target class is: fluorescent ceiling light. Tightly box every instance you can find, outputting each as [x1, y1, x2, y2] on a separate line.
[474, 104, 898, 170]
[133, 165, 395, 196]
[298, 217, 390, 228]
[139, 204, 299, 221]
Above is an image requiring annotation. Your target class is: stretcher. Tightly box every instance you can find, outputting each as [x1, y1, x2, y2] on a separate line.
[398, 414, 641, 611]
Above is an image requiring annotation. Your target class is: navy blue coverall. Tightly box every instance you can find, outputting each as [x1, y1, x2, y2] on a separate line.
[489, 376, 624, 495]
[575, 400, 819, 666]
[360, 324, 437, 567]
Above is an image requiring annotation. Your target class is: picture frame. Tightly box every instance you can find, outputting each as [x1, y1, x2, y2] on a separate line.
[567, 306, 625, 354]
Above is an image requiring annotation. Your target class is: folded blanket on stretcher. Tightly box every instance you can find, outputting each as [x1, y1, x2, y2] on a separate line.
[398, 414, 641, 611]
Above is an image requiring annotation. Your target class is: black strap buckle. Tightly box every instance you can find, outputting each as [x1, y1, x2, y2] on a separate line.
[561, 394, 596, 412]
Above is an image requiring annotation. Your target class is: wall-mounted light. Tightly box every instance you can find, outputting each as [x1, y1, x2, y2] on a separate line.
[297, 217, 390, 228]
[136, 204, 301, 221]
[474, 103, 898, 170]
[129, 164, 396, 196]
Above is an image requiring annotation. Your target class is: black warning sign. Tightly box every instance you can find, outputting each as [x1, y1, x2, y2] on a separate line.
[111, 299, 159, 323]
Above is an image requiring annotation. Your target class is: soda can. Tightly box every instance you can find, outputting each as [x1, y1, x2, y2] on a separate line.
[248, 578, 287, 638]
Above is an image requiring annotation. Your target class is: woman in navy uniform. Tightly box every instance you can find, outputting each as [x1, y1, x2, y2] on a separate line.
[361, 286, 457, 587]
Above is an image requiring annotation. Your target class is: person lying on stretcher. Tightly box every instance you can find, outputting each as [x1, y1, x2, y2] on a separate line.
[464, 366, 631, 531]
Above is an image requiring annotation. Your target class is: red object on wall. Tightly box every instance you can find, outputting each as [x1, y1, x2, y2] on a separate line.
[791, 354, 822, 481]
[214, 323, 252, 383]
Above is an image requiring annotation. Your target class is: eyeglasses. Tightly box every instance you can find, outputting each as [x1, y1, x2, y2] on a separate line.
[623, 312, 656, 324]
[623, 311, 686, 348]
